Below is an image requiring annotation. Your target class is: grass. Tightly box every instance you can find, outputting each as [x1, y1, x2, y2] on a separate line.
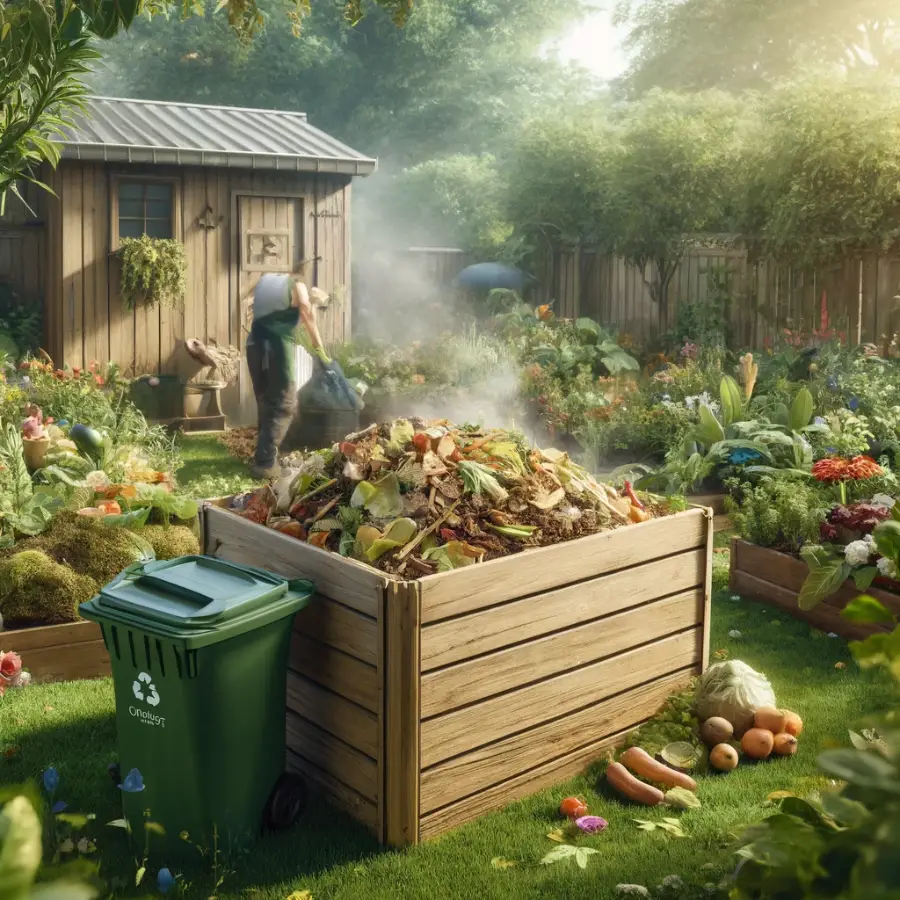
[176, 433, 260, 500]
[2, 584, 894, 900]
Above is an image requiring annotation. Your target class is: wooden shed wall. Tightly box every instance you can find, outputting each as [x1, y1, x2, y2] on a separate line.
[0, 182, 47, 315]
[44, 160, 352, 379]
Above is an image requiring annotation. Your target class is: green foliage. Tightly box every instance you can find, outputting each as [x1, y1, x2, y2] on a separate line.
[741, 73, 900, 266]
[0, 282, 42, 360]
[383, 155, 513, 258]
[615, 0, 899, 94]
[91, 0, 587, 171]
[118, 236, 187, 312]
[729, 596, 900, 899]
[725, 476, 829, 551]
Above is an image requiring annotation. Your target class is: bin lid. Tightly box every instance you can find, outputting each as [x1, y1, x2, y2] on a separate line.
[90, 556, 305, 631]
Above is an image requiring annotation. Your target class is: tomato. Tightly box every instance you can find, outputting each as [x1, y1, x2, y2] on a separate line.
[559, 796, 588, 819]
[97, 500, 122, 516]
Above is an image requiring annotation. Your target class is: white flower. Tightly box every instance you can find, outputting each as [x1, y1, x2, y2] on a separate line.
[844, 540, 873, 567]
[84, 470, 111, 492]
[872, 493, 896, 509]
[878, 557, 900, 579]
[13, 671, 32, 688]
[728, 629, 743, 639]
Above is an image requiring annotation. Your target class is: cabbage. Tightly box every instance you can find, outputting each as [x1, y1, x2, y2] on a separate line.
[693, 660, 776, 736]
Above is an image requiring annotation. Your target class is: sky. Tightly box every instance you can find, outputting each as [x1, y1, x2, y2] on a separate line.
[550, 5, 630, 80]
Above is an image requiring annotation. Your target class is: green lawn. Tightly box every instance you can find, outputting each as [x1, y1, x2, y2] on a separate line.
[176, 433, 260, 500]
[1, 587, 892, 900]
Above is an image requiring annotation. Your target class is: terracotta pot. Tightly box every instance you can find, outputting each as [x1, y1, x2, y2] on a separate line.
[22, 436, 51, 470]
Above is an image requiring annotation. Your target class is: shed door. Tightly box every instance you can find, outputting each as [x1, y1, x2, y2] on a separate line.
[234, 195, 313, 424]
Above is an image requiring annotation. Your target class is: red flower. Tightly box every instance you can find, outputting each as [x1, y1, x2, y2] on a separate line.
[73, 367, 81, 376]
[812, 456, 883, 483]
[0, 652, 22, 680]
[846, 456, 883, 480]
[94, 375, 105, 386]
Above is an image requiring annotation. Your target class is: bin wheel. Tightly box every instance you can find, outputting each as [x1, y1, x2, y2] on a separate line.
[108, 763, 121, 787]
[263, 773, 307, 831]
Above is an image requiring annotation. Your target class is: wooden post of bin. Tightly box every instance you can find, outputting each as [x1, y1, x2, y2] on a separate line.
[385, 580, 421, 846]
[702, 507, 714, 672]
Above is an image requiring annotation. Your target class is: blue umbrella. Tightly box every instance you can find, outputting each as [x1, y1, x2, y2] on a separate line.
[455, 263, 527, 292]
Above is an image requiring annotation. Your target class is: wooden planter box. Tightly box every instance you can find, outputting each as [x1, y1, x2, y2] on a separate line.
[202, 503, 712, 846]
[730, 539, 900, 640]
[1, 621, 111, 683]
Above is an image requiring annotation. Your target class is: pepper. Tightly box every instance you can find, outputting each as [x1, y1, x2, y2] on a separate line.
[623, 481, 644, 511]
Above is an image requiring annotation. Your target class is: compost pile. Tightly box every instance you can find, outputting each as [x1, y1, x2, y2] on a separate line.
[225, 419, 673, 578]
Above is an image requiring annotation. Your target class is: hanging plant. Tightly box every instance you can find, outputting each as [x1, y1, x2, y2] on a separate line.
[118, 236, 186, 311]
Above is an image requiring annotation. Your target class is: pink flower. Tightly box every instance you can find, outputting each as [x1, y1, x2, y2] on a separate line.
[0, 652, 22, 681]
[575, 815, 608, 834]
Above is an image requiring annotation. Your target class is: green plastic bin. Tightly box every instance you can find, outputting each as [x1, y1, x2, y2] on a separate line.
[79, 555, 314, 859]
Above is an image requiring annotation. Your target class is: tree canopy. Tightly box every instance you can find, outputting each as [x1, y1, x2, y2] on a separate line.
[0, 0, 416, 209]
[614, 0, 900, 94]
[89, 0, 590, 168]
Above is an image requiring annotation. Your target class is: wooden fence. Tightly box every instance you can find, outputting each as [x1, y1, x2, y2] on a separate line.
[537, 247, 900, 349]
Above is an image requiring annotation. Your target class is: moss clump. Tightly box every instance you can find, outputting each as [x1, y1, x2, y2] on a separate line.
[0, 550, 98, 627]
[139, 524, 200, 560]
[45, 514, 153, 586]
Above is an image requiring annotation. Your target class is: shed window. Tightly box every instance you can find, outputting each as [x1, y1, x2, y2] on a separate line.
[117, 182, 174, 239]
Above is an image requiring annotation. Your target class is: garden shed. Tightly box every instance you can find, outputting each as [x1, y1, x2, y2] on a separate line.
[0, 96, 375, 417]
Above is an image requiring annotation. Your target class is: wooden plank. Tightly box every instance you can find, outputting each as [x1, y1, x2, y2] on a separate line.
[732, 540, 900, 617]
[286, 672, 379, 757]
[5, 620, 103, 652]
[285, 712, 378, 801]
[292, 598, 377, 665]
[420, 722, 641, 840]
[730, 541, 899, 638]
[420, 628, 702, 768]
[419, 509, 707, 624]
[93, 164, 110, 364]
[286, 749, 379, 834]
[61, 164, 83, 369]
[384, 581, 421, 847]
[289, 631, 379, 712]
[421, 589, 703, 717]
[42, 164, 61, 362]
[420, 668, 693, 815]
[421, 547, 706, 670]
[203, 505, 386, 616]
[702, 510, 714, 671]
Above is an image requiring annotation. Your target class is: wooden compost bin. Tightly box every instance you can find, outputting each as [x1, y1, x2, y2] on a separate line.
[730, 539, 900, 640]
[202, 503, 713, 846]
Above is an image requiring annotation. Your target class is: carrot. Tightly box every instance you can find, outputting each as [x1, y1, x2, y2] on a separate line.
[605, 762, 665, 806]
[619, 747, 698, 792]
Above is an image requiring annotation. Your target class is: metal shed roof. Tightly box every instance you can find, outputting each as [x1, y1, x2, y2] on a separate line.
[59, 96, 377, 176]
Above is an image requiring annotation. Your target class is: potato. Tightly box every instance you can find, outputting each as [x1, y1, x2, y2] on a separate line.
[710, 743, 739, 771]
[700, 716, 734, 746]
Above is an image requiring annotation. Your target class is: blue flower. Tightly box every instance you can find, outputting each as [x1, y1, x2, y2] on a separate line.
[728, 448, 763, 465]
[58, 419, 68, 427]
[157, 868, 176, 895]
[51, 800, 68, 814]
[119, 769, 145, 793]
[43, 768, 60, 794]
[814, 416, 826, 426]
[848, 396, 860, 411]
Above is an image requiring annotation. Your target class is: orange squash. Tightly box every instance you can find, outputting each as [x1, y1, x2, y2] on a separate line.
[773, 733, 799, 756]
[782, 710, 804, 737]
[741, 728, 775, 760]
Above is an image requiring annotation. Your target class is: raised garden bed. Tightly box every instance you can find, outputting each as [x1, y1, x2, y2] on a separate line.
[730, 539, 900, 640]
[202, 502, 712, 846]
[3, 621, 111, 683]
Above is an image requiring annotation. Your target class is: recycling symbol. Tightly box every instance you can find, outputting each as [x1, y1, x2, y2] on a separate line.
[132, 672, 160, 707]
